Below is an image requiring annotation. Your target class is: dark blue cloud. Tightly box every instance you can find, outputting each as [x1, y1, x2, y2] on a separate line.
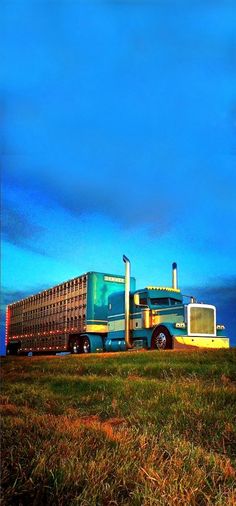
[1, 287, 35, 307]
[2, 200, 46, 254]
[2, 156, 177, 233]
[2, 0, 235, 239]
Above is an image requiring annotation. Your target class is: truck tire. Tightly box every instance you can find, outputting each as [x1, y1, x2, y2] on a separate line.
[151, 326, 172, 350]
[83, 336, 91, 354]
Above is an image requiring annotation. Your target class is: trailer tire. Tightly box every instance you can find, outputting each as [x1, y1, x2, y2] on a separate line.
[6, 342, 21, 356]
[71, 338, 83, 354]
[82, 336, 91, 354]
[151, 326, 172, 350]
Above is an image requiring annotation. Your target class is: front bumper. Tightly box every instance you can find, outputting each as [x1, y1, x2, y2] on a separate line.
[173, 336, 229, 350]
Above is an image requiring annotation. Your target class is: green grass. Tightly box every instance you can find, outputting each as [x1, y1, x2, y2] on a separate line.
[1, 349, 236, 505]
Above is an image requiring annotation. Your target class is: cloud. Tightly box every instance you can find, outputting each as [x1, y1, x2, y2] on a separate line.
[1, 201, 46, 254]
[1, 284, 50, 308]
[1, 0, 235, 279]
[186, 277, 236, 309]
[2, 0, 235, 236]
[0, 287, 34, 307]
[2, 156, 175, 235]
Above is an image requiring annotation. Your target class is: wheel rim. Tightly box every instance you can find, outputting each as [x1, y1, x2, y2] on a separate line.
[73, 342, 79, 354]
[155, 332, 167, 349]
[83, 338, 90, 353]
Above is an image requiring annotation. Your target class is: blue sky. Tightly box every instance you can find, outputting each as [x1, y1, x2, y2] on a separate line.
[1, 0, 236, 352]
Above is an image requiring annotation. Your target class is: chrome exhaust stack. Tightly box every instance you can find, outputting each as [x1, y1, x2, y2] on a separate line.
[172, 262, 178, 290]
[123, 255, 132, 349]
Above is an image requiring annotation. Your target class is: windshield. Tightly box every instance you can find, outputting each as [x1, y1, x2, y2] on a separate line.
[150, 298, 181, 306]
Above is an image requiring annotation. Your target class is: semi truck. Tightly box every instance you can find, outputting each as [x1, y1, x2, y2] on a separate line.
[6, 256, 229, 355]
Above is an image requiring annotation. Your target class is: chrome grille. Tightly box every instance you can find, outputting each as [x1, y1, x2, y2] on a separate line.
[189, 306, 215, 335]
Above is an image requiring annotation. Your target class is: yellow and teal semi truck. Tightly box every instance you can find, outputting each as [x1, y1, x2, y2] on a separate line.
[105, 257, 229, 352]
[6, 256, 229, 355]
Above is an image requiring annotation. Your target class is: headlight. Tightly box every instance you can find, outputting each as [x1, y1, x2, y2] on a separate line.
[216, 324, 225, 330]
[175, 322, 186, 329]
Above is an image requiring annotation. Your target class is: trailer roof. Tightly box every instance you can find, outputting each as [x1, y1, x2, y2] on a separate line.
[7, 271, 133, 306]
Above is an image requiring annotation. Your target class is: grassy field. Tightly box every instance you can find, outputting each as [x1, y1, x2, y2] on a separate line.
[1, 349, 236, 505]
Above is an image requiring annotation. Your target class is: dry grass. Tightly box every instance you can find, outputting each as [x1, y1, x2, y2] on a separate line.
[1, 349, 236, 505]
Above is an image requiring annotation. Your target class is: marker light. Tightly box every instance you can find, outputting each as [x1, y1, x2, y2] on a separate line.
[175, 322, 186, 329]
[146, 286, 181, 293]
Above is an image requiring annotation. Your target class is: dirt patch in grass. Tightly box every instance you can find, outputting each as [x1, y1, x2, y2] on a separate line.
[0, 403, 19, 416]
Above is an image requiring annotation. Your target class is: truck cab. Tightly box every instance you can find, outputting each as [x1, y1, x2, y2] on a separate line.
[106, 277, 229, 351]
[131, 286, 229, 350]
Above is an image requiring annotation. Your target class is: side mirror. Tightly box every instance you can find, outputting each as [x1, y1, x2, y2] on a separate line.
[134, 293, 140, 306]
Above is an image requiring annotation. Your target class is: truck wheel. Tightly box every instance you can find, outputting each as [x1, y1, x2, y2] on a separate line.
[83, 336, 91, 354]
[151, 326, 172, 350]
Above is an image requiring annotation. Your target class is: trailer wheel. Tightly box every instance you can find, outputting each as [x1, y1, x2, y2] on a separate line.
[83, 336, 91, 354]
[71, 338, 82, 354]
[6, 342, 21, 355]
[151, 326, 172, 350]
